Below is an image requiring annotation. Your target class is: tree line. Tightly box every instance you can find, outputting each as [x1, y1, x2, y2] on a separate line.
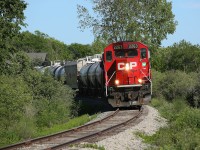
[13, 30, 106, 62]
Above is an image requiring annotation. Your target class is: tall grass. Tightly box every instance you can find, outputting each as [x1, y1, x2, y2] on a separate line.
[0, 114, 96, 148]
[34, 114, 97, 137]
[141, 98, 200, 150]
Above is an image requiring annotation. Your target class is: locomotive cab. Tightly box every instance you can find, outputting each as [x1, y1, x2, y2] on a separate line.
[104, 41, 152, 107]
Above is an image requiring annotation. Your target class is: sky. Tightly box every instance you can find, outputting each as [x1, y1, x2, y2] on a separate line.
[22, 0, 200, 47]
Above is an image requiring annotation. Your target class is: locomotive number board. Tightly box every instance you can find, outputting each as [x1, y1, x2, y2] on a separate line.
[114, 44, 138, 50]
[128, 44, 138, 49]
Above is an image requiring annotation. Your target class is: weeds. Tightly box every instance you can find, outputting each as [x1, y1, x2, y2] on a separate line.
[35, 114, 97, 137]
[81, 143, 105, 150]
[0, 114, 96, 148]
[140, 98, 200, 150]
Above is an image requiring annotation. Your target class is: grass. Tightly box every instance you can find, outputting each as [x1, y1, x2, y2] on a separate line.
[138, 98, 200, 150]
[35, 114, 97, 137]
[81, 143, 105, 150]
[0, 114, 97, 148]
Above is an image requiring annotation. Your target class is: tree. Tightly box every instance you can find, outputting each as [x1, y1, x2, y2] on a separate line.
[14, 31, 73, 61]
[77, 0, 177, 48]
[152, 40, 200, 72]
[91, 36, 107, 54]
[0, 0, 27, 74]
[0, 75, 32, 131]
[68, 43, 93, 59]
[166, 40, 200, 72]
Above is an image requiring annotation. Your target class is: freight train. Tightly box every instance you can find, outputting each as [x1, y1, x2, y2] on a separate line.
[64, 41, 152, 107]
[35, 60, 65, 81]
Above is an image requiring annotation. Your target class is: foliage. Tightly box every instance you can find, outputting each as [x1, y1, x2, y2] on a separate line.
[190, 73, 200, 108]
[13, 31, 104, 61]
[81, 143, 105, 150]
[0, 75, 32, 129]
[0, 51, 76, 147]
[152, 40, 200, 72]
[0, 75, 33, 146]
[91, 37, 107, 54]
[0, 0, 27, 74]
[166, 40, 200, 72]
[5, 51, 32, 75]
[13, 31, 73, 61]
[151, 69, 166, 98]
[141, 98, 200, 150]
[77, 0, 177, 48]
[68, 43, 93, 59]
[152, 69, 199, 107]
[35, 114, 96, 137]
[22, 69, 75, 127]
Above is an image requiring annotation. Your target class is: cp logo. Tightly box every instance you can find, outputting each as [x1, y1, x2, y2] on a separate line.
[117, 62, 137, 70]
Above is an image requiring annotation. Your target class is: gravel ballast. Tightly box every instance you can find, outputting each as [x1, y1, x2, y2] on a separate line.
[78, 105, 167, 150]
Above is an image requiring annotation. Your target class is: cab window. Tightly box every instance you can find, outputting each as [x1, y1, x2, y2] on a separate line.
[115, 49, 138, 58]
[127, 49, 138, 57]
[106, 51, 112, 61]
[141, 48, 147, 59]
[115, 50, 125, 57]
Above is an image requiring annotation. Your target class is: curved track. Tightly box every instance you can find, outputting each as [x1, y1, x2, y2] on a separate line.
[0, 107, 146, 150]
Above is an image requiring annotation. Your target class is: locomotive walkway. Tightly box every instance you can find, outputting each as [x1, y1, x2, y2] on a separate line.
[0, 107, 146, 150]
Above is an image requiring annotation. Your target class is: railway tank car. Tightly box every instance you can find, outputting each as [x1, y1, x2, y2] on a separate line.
[35, 61, 65, 81]
[64, 41, 152, 107]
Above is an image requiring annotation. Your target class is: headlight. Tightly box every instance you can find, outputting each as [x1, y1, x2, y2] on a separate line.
[138, 78, 142, 83]
[115, 79, 119, 85]
[125, 63, 129, 71]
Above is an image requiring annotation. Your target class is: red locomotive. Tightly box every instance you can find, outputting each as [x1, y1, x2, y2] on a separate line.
[64, 41, 152, 107]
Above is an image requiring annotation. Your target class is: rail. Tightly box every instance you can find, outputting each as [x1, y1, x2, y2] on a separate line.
[0, 109, 119, 150]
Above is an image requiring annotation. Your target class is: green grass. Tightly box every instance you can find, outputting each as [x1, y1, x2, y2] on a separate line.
[81, 143, 105, 150]
[35, 114, 97, 137]
[0, 114, 97, 148]
[139, 98, 200, 150]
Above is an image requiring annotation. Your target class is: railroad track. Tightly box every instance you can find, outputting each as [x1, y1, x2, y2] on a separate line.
[1, 107, 145, 150]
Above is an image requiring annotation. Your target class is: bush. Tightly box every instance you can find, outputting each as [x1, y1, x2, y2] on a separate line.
[152, 70, 199, 107]
[22, 69, 74, 128]
[143, 98, 200, 150]
[0, 75, 33, 146]
[151, 69, 166, 98]
[0, 57, 75, 146]
[162, 70, 196, 100]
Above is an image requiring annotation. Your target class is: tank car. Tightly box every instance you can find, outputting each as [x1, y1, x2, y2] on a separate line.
[35, 61, 65, 82]
[64, 41, 152, 107]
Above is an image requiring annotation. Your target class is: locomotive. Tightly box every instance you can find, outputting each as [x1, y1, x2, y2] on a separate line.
[64, 41, 152, 107]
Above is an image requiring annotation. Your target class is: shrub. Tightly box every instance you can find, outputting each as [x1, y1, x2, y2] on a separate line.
[0, 75, 33, 146]
[23, 70, 74, 128]
[151, 69, 166, 98]
[152, 70, 198, 107]
[143, 98, 200, 150]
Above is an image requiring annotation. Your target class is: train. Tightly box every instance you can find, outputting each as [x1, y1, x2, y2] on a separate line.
[64, 41, 152, 107]
[34, 60, 65, 81]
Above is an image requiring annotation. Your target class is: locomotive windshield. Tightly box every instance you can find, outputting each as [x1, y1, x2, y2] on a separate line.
[115, 50, 125, 57]
[115, 49, 138, 58]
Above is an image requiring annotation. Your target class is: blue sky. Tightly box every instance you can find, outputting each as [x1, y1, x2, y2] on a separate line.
[22, 0, 200, 47]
